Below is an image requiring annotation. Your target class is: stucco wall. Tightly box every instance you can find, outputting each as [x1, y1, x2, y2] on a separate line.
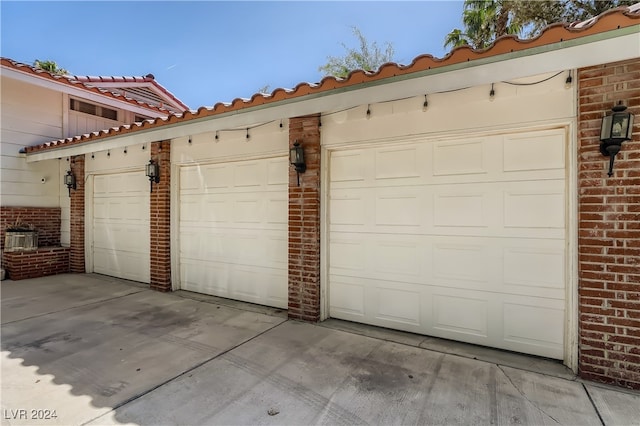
[1, 77, 63, 207]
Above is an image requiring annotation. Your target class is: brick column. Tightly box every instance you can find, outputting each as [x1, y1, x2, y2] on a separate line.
[150, 141, 171, 292]
[577, 58, 640, 390]
[69, 155, 85, 273]
[288, 115, 321, 321]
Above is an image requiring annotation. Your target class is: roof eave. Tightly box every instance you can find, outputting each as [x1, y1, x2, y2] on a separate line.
[1, 65, 171, 117]
[24, 24, 640, 162]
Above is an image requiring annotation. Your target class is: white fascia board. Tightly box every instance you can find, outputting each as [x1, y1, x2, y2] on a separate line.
[1, 67, 168, 117]
[25, 27, 639, 163]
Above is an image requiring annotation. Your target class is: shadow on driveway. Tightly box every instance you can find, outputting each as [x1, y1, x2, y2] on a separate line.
[2, 274, 639, 425]
[1, 274, 285, 425]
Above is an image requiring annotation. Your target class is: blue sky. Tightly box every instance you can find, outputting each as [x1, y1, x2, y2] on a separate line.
[1, 1, 464, 109]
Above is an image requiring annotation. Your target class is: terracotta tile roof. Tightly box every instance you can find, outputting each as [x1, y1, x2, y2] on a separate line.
[69, 74, 189, 112]
[1, 57, 183, 115]
[24, 5, 640, 154]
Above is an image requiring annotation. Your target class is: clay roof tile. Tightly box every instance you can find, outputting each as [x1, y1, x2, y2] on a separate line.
[22, 5, 640, 154]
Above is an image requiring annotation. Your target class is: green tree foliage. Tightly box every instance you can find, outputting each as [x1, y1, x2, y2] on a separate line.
[445, 0, 635, 50]
[511, 0, 637, 38]
[256, 85, 271, 94]
[33, 59, 68, 75]
[444, 1, 521, 50]
[319, 27, 395, 78]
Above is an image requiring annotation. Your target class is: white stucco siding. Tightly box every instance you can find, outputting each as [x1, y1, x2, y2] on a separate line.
[171, 121, 288, 165]
[321, 72, 575, 146]
[1, 77, 63, 207]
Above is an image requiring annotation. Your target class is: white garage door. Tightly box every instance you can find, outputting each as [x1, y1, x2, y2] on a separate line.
[179, 157, 288, 308]
[93, 171, 150, 283]
[328, 129, 567, 359]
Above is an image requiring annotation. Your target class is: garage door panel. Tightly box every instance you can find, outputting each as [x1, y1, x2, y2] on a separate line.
[503, 299, 564, 358]
[375, 287, 421, 326]
[93, 248, 148, 283]
[181, 167, 204, 190]
[372, 241, 422, 278]
[374, 146, 421, 180]
[203, 198, 229, 223]
[181, 228, 283, 265]
[103, 197, 145, 221]
[234, 162, 265, 187]
[503, 245, 565, 290]
[331, 151, 367, 183]
[266, 197, 288, 224]
[231, 266, 287, 307]
[92, 171, 150, 284]
[93, 200, 109, 219]
[329, 128, 567, 359]
[433, 294, 489, 338]
[433, 243, 491, 284]
[94, 223, 146, 252]
[433, 138, 488, 176]
[180, 259, 286, 309]
[503, 131, 565, 172]
[267, 158, 289, 185]
[180, 197, 202, 222]
[233, 199, 262, 223]
[433, 192, 487, 228]
[330, 234, 428, 283]
[375, 188, 423, 227]
[329, 279, 366, 317]
[330, 190, 368, 226]
[179, 158, 287, 308]
[504, 189, 564, 229]
[94, 175, 108, 194]
[204, 164, 232, 189]
[329, 239, 366, 272]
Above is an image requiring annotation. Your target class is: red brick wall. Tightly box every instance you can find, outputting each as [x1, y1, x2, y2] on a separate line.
[3, 247, 70, 280]
[69, 155, 85, 273]
[578, 58, 640, 390]
[0, 206, 61, 249]
[149, 141, 171, 292]
[288, 115, 321, 321]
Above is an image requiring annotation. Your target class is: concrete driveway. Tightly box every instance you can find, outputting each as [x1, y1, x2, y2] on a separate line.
[2, 274, 639, 425]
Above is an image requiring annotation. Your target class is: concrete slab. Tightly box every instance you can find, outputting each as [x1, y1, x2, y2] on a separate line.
[90, 321, 603, 426]
[4, 274, 639, 426]
[585, 383, 640, 425]
[1, 276, 285, 425]
[1, 274, 144, 324]
[321, 318, 576, 380]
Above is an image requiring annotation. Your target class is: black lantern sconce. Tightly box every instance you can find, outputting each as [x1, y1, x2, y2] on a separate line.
[600, 103, 634, 177]
[64, 170, 76, 197]
[289, 140, 306, 186]
[145, 159, 160, 192]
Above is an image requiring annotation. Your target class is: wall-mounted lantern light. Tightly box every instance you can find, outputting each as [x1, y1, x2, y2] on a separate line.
[145, 159, 160, 192]
[289, 140, 306, 186]
[64, 170, 76, 197]
[600, 103, 634, 177]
